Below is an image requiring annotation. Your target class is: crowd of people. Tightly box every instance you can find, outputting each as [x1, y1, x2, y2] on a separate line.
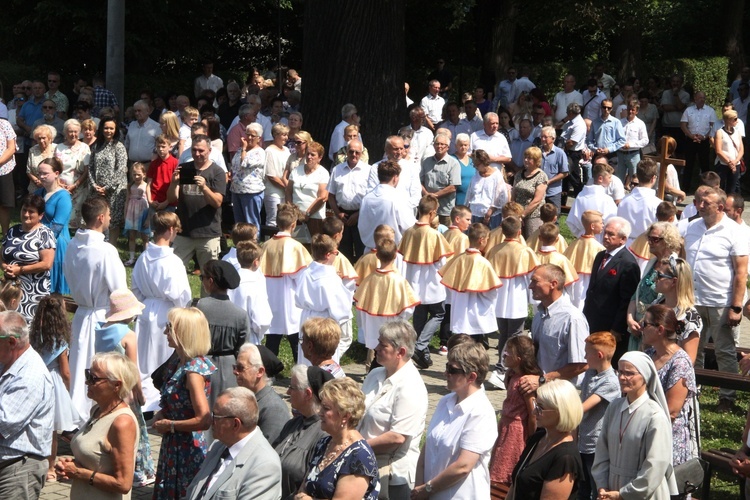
[1, 59, 750, 500]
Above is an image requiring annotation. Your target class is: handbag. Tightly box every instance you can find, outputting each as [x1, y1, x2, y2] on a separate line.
[377, 460, 392, 500]
[671, 457, 706, 499]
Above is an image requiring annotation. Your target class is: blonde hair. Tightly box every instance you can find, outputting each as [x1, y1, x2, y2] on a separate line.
[318, 377, 366, 428]
[167, 307, 211, 358]
[659, 257, 696, 318]
[301, 317, 341, 359]
[91, 352, 140, 400]
[536, 379, 583, 433]
[160, 111, 181, 140]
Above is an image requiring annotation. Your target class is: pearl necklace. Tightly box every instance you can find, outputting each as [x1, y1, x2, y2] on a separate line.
[318, 437, 352, 470]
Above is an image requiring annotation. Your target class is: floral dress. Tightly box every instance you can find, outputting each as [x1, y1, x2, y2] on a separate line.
[1, 224, 55, 321]
[55, 141, 90, 228]
[153, 355, 216, 500]
[647, 347, 697, 465]
[489, 374, 530, 484]
[89, 140, 128, 228]
[512, 169, 548, 238]
[304, 436, 379, 500]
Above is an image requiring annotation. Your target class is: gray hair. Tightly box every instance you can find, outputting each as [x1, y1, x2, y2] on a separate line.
[238, 343, 267, 382]
[378, 320, 416, 358]
[33, 124, 56, 140]
[245, 122, 263, 137]
[606, 216, 632, 239]
[63, 118, 82, 135]
[133, 99, 150, 111]
[238, 104, 254, 119]
[0, 311, 29, 345]
[227, 82, 240, 92]
[566, 103, 581, 115]
[435, 128, 452, 141]
[290, 364, 322, 412]
[341, 103, 357, 120]
[217, 386, 259, 429]
[540, 126, 557, 139]
[483, 112, 498, 124]
[455, 132, 471, 145]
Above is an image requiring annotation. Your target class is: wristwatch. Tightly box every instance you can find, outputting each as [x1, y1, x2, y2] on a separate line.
[731, 305, 743, 314]
[425, 480, 433, 493]
[538, 375, 547, 385]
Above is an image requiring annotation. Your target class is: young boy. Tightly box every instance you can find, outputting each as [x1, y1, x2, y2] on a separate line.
[354, 239, 420, 370]
[259, 203, 312, 362]
[180, 106, 200, 151]
[535, 222, 578, 291]
[321, 216, 358, 293]
[443, 204, 471, 256]
[526, 203, 567, 253]
[146, 135, 178, 213]
[296, 234, 354, 364]
[354, 224, 405, 283]
[399, 195, 454, 368]
[485, 216, 539, 389]
[228, 240, 273, 345]
[486, 201, 526, 250]
[564, 210, 606, 310]
[223, 222, 258, 270]
[629, 201, 677, 274]
[578, 331, 621, 500]
[439, 223, 502, 348]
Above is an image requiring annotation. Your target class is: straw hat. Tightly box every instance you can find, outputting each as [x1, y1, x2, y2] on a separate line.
[105, 289, 145, 322]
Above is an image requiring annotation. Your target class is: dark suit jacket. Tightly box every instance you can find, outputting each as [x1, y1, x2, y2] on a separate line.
[583, 247, 640, 340]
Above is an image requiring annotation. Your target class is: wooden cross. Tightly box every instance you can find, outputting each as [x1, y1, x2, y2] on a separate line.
[644, 136, 686, 200]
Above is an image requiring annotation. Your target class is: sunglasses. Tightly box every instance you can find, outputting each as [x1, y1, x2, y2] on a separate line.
[641, 321, 659, 328]
[647, 236, 664, 244]
[445, 365, 465, 375]
[656, 272, 676, 281]
[601, 106, 613, 110]
[211, 412, 237, 422]
[84, 368, 108, 385]
[294, 140, 306, 145]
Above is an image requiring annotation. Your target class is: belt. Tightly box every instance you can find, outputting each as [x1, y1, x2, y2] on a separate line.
[210, 350, 236, 357]
[619, 149, 640, 154]
[339, 207, 359, 215]
[0, 454, 45, 471]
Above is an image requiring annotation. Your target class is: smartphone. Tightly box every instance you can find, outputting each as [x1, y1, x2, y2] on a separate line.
[179, 163, 197, 184]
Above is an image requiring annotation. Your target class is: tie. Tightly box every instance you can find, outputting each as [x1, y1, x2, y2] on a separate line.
[600, 253, 612, 271]
[198, 447, 231, 498]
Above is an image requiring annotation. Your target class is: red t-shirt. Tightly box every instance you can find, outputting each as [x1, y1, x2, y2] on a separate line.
[147, 155, 178, 204]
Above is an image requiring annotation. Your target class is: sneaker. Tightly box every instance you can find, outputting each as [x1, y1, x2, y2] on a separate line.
[424, 350, 433, 367]
[411, 350, 430, 370]
[485, 369, 506, 390]
[438, 345, 448, 356]
[123, 258, 136, 267]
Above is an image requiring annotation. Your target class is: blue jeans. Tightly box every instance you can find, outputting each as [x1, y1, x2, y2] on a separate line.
[232, 191, 264, 228]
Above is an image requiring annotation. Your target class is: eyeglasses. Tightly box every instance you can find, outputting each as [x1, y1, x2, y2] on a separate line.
[85, 368, 108, 385]
[533, 401, 555, 415]
[294, 140, 306, 145]
[42, 106, 55, 110]
[618, 369, 640, 379]
[211, 412, 237, 422]
[647, 236, 664, 244]
[445, 365, 465, 375]
[164, 321, 173, 334]
[656, 272, 676, 281]
[232, 363, 253, 372]
[348, 150, 363, 155]
[601, 106, 613, 110]
[0, 334, 20, 340]
[289, 385, 306, 391]
[641, 321, 659, 328]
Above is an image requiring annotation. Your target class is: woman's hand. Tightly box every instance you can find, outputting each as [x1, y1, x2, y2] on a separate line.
[293, 493, 313, 500]
[55, 457, 81, 481]
[627, 317, 641, 336]
[152, 419, 172, 435]
[93, 184, 106, 196]
[597, 489, 621, 500]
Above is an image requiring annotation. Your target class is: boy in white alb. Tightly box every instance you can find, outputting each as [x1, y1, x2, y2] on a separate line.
[616, 158, 662, 245]
[295, 234, 354, 364]
[222, 222, 258, 270]
[354, 224, 406, 284]
[64, 197, 127, 422]
[568, 162, 619, 242]
[228, 240, 273, 345]
[354, 239, 420, 369]
[536, 222, 579, 292]
[399, 195, 454, 369]
[564, 210, 605, 309]
[439, 223, 502, 348]
[438, 205, 471, 353]
[486, 201, 526, 251]
[259, 203, 312, 362]
[321, 216, 358, 293]
[485, 216, 539, 388]
[526, 203, 568, 253]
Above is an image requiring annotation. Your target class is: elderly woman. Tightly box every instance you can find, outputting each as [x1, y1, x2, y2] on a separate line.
[511, 146, 548, 238]
[89, 116, 128, 240]
[412, 342, 498, 500]
[55, 118, 90, 229]
[286, 112, 303, 153]
[296, 377, 380, 500]
[714, 108, 744, 194]
[56, 352, 140, 499]
[27, 124, 57, 193]
[451, 133, 474, 206]
[264, 123, 292, 226]
[334, 124, 369, 166]
[35, 157, 72, 295]
[465, 149, 509, 229]
[231, 122, 266, 227]
[359, 321, 428, 500]
[286, 141, 330, 239]
[592, 351, 678, 499]
[1, 194, 55, 320]
[507, 380, 584, 499]
[81, 118, 98, 149]
[274, 365, 334, 499]
[151, 307, 216, 500]
[300, 316, 345, 378]
[642, 304, 698, 467]
[626, 222, 682, 350]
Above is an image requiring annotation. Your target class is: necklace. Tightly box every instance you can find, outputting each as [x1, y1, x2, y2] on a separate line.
[87, 399, 124, 429]
[317, 436, 352, 470]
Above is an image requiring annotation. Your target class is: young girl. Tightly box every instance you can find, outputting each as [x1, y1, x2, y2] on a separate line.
[94, 289, 156, 486]
[123, 162, 151, 266]
[0, 279, 22, 311]
[488, 335, 542, 488]
[29, 294, 81, 482]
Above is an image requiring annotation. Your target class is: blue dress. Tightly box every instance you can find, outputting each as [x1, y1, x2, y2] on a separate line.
[452, 155, 475, 206]
[36, 187, 72, 294]
[304, 436, 379, 499]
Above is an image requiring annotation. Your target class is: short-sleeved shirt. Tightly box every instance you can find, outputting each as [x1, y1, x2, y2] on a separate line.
[421, 154, 462, 216]
[304, 437, 379, 500]
[289, 164, 330, 220]
[578, 368, 621, 454]
[0, 120, 17, 175]
[470, 130, 511, 169]
[176, 161, 226, 238]
[680, 105, 715, 136]
[327, 160, 371, 211]
[147, 155, 178, 204]
[511, 429, 584, 499]
[540, 145, 568, 196]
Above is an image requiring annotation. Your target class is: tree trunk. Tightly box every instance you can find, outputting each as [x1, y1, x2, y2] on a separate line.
[489, 0, 518, 83]
[611, 19, 642, 82]
[303, 0, 405, 163]
[723, 0, 746, 82]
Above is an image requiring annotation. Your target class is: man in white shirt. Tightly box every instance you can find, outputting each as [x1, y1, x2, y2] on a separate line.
[359, 160, 417, 250]
[125, 99, 161, 164]
[618, 100, 650, 187]
[686, 187, 748, 411]
[552, 74, 584, 125]
[438, 102, 472, 154]
[328, 139, 371, 261]
[420, 80, 445, 131]
[580, 78, 606, 123]
[593, 62, 616, 98]
[408, 107, 434, 165]
[680, 91, 715, 191]
[726, 194, 750, 253]
[193, 60, 224, 99]
[463, 100, 484, 133]
[329, 103, 360, 161]
[560, 103, 588, 194]
[493, 66, 517, 110]
[470, 112, 511, 170]
[660, 74, 690, 154]
[509, 66, 536, 105]
[617, 158, 662, 245]
[568, 162, 618, 240]
[368, 136, 422, 210]
[732, 83, 750, 127]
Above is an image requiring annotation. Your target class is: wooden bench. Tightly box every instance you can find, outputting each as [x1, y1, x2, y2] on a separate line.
[700, 448, 746, 500]
[490, 481, 510, 500]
